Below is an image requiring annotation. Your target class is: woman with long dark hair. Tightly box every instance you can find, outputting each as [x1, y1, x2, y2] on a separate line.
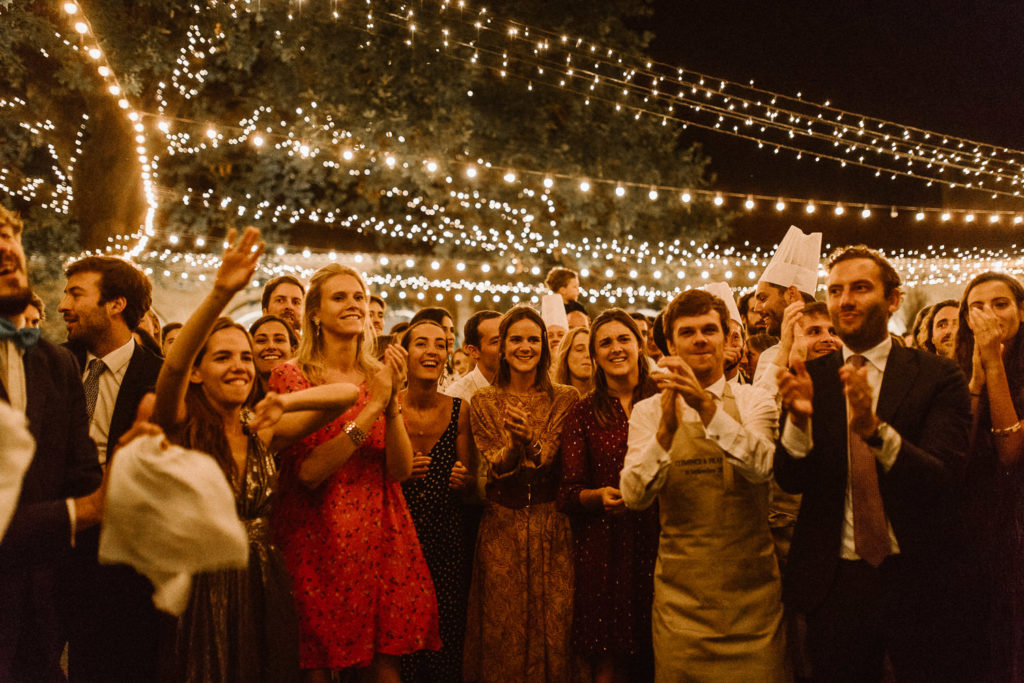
[953, 271, 1024, 681]
[152, 228, 361, 682]
[557, 309, 660, 682]
[462, 306, 579, 683]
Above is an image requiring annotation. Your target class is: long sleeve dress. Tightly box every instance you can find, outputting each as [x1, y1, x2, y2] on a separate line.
[556, 395, 659, 678]
[462, 384, 578, 683]
[269, 363, 441, 670]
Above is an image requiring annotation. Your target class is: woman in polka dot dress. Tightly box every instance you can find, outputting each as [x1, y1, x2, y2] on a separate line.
[397, 320, 476, 682]
[557, 309, 661, 682]
[270, 265, 440, 682]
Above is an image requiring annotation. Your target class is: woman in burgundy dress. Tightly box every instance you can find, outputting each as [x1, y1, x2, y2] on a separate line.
[270, 264, 440, 682]
[557, 309, 660, 682]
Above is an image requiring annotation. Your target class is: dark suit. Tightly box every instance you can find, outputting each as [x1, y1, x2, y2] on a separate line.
[64, 342, 164, 683]
[775, 345, 970, 681]
[0, 339, 102, 682]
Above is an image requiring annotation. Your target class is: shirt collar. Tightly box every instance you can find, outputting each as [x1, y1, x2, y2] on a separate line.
[841, 335, 892, 374]
[706, 374, 727, 400]
[86, 337, 136, 375]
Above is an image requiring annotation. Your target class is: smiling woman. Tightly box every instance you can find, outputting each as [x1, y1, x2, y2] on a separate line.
[463, 306, 579, 683]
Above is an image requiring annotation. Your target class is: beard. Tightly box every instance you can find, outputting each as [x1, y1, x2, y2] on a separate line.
[833, 302, 889, 351]
[0, 284, 32, 317]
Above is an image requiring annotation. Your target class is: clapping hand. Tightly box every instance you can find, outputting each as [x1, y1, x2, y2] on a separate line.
[839, 362, 877, 439]
[214, 227, 264, 295]
[779, 359, 813, 430]
[449, 460, 473, 490]
[410, 450, 431, 480]
[504, 402, 535, 445]
[382, 344, 408, 398]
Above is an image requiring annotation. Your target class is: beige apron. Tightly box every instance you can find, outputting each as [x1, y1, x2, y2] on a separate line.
[652, 386, 788, 682]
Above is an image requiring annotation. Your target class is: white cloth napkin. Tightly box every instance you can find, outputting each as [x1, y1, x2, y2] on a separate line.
[98, 434, 249, 615]
[0, 400, 34, 541]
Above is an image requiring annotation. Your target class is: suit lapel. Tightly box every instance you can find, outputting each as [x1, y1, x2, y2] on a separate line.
[815, 350, 849, 466]
[876, 344, 916, 425]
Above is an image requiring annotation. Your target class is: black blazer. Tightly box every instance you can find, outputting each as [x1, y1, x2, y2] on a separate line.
[68, 342, 163, 462]
[0, 339, 101, 682]
[774, 345, 970, 613]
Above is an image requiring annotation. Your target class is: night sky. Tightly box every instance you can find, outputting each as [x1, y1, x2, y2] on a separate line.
[643, 0, 1024, 250]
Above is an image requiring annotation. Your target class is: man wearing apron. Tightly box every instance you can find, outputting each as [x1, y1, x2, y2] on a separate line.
[621, 289, 789, 682]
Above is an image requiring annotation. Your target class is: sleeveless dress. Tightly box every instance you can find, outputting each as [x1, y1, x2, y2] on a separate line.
[400, 398, 470, 682]
[270, 363, 441, 670]
[162, 414, 299, 683]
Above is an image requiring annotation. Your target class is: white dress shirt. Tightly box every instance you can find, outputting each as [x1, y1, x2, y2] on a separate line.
[621, 373, 781, 511]
[84, 338, 135, 463]
[780, 337, 903, 559]
[0, 339, 26, 412]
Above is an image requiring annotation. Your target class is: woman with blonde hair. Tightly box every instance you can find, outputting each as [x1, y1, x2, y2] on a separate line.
[552, 326, 594, 396]
[270, 263, 440, 682]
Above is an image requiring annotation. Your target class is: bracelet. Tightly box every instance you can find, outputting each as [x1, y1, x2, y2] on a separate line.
[991, 420, 1022, 437]
[343, 421, 368, 447]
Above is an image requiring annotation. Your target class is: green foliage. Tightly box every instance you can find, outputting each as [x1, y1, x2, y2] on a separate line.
[1, 0, 727, 269]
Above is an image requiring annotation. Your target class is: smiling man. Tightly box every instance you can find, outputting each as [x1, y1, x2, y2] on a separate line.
[58, 255, 164, 682]
[0, 205, 104, 682]
[261, 275, 305, 334]
[620, 288, 787, 681]
[776, 245, 969, 681]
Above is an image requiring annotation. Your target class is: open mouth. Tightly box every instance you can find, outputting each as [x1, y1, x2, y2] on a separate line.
[259, 351, 283, 360]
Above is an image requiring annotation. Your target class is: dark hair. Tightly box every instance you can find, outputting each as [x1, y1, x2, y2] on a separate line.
[628, 312, 650, 326]
[249, 314, 298, 348]
[588, 309, 658, 428]
[463, 310, 502, 348]
[909, 304, 934, 349]
[261, 275, 305, 311]
[802, 301, 830, 319]
[495, 306, 554, 396]
[369, 294, 385, 310]
[924, 299, 958, 354]
[738, 290, 754, 319]
[827, 245, 901, 297]
[161, 322, 182, 343]
[27, 292, 45, 321]
[747, 333, 779, 354]
[955, 273, 1024, 384]
[663, 289, 730, 343]
[410, 307, 454, 331]
[0, 204, 23, 237]
[400, 319, 449, 353]
[390, 321, 410, 336]
[545, 266, 578, 293]
[174, 318, 258, 489]
[65, 256, 152, 330]
[652, 311, 669, 356]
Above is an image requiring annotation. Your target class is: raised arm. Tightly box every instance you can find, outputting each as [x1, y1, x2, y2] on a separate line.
[152, 227, 263, 431]
[381, 344, 414, 482]
[250, 382, 361, 452]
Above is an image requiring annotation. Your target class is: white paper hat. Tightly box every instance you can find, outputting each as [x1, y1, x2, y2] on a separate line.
[758, 225, 822, 296]
[702, 281, 742, 325]
[541, 293, 569, 330]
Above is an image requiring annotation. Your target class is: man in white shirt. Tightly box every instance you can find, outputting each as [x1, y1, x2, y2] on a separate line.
[445, 310, 502, 407]
[620, 289, 787, 682]
[776, 245, 969, 681]
[59, 255, 164, 682]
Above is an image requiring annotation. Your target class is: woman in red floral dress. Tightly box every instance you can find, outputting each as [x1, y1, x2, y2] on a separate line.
[270, 264, 440, 682]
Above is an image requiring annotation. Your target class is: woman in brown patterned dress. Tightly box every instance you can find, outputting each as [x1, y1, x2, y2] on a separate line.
[463, 306, 579, 683]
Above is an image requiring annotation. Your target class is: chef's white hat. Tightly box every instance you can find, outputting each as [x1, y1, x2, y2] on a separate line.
[541, 293, 569, 330]
[758, 225, 822, 296]
[702, 281, 742, 326]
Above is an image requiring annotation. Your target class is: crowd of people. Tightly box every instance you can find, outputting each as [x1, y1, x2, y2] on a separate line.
[0, 204, 1022, 683]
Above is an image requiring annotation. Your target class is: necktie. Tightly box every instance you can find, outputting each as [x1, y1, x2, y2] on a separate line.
[0, 318, 40, 350]
[83, 358, 106, 421]
[846, 354, 890, 567]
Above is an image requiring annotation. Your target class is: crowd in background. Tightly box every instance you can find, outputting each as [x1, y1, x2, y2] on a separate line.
[1, 205, 1022, 683]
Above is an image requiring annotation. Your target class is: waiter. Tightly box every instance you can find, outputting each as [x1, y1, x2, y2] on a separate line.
[621, 289, 788, 682]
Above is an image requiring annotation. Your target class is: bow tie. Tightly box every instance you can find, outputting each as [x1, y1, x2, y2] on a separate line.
[0, 318, 41, 349]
